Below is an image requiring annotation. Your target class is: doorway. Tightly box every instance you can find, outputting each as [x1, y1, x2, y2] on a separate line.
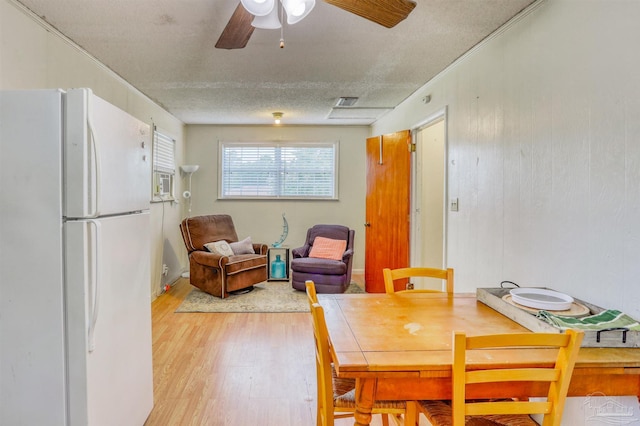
[411, 111, 447, 290]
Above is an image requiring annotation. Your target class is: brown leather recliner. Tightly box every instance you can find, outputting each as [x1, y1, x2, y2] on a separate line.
[179, 215, 268, 298]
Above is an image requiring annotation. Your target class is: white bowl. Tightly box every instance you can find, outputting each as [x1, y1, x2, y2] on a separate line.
[509, 288, 574, 311]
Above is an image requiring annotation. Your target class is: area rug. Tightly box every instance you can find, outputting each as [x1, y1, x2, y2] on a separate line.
[176, 281, 363, 313]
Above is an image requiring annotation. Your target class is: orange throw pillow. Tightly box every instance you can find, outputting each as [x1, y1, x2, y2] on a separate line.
[308, 236, 347, 261]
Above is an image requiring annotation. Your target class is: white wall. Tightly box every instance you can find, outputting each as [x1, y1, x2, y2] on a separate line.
[373, 0, 640, 319]
[1, 0, 186, 298]
[184, 125, 368, 270]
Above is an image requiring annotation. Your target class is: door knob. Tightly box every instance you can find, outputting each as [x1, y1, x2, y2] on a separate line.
[364, 222, 371, 227]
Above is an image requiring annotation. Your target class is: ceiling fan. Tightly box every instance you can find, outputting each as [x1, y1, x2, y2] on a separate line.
[215, 0, 417, 50]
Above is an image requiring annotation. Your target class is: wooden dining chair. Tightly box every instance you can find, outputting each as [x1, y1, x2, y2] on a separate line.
[383, 267, 454, 294]
[416, 329, 584, 426]
[305, 281, 411, 426]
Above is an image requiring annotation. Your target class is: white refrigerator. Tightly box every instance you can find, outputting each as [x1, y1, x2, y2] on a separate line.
[0, 89, 154, 425]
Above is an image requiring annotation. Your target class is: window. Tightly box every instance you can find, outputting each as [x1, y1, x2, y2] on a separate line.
[219, 141, 338, 200]
[152, 127, 176, 201]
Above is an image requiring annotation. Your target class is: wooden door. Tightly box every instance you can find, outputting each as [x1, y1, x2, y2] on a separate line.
[365, 130, 411, 292]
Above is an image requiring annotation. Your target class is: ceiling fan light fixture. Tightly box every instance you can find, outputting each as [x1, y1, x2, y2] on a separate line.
[272, 112, 284, 124]
[252, 5, 281, 29]
[240, 0, 275, 17]
[282, 0, 315, 24]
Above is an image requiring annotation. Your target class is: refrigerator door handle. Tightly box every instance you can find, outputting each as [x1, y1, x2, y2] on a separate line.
[87, 219, 101, 352]
[87, 107, 101, 217]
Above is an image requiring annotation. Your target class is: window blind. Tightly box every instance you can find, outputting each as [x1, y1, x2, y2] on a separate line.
[219, 142, 338, 199]
[153, 129, 175, 174]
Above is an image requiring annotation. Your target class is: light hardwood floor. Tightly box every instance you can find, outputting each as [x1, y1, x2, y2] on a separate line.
[144, 276, 415, 426]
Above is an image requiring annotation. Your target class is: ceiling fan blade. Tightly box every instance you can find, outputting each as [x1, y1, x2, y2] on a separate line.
[323, 0, 416, 28]
[215, 3, 255, 49]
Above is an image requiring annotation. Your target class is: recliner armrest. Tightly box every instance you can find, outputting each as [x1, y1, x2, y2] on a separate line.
[342, 248, 354, 263]
[252, 243, 268, 255]
[292, 244, 310, 258]
[190, 250, 228, 268]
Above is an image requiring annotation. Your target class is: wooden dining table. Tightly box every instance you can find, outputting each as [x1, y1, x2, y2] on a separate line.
[318, 292, 640, 426]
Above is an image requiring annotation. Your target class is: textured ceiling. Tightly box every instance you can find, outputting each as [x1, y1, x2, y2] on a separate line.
[15, 0, 536, 125]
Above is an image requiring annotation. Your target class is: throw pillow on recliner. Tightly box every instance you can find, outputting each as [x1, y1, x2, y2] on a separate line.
[204, 240, 234, 257]
[230, 236, 255, 254]
[308, 236, 347, 261]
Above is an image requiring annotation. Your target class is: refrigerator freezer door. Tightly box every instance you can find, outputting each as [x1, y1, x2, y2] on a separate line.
[0, 89, 68, 425]
[65, 212, 153, 426]
[65, 88, 151, 218]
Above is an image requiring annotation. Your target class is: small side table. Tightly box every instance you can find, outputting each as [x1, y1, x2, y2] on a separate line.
[267, 247, 290, 281]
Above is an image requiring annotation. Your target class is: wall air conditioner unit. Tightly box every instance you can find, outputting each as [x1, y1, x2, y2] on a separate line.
[155, 172, 173, 197]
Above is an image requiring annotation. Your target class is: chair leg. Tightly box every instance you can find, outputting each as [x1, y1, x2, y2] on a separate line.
[381, 413, 390, 426]
[405, 402, 419, 426]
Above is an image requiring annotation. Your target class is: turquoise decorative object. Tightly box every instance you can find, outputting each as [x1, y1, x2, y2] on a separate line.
[270, 255, 286, 279]
[272, 213, 288, 247]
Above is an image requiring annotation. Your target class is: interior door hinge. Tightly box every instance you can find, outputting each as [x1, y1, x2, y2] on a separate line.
[409, 142, 416, 153]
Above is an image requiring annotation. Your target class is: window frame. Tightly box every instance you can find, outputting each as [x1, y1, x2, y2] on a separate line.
[218, 140, 339, 200]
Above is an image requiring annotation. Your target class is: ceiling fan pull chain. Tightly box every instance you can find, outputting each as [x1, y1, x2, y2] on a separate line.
[280, 1, 285, 48]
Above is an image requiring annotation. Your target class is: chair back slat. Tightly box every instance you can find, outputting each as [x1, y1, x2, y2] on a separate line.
[467, 368, 560, 384]
[468, 332, 569, 349]
[383, 267, 454, 294]
[466, 400, 552, 416]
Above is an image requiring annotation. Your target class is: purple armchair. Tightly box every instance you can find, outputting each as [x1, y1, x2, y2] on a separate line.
[290, 224, 355, 294]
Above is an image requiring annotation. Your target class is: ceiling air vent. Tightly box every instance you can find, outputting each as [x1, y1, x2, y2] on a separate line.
[335, 97, 359, 107]
[327, 107, 392, 120]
